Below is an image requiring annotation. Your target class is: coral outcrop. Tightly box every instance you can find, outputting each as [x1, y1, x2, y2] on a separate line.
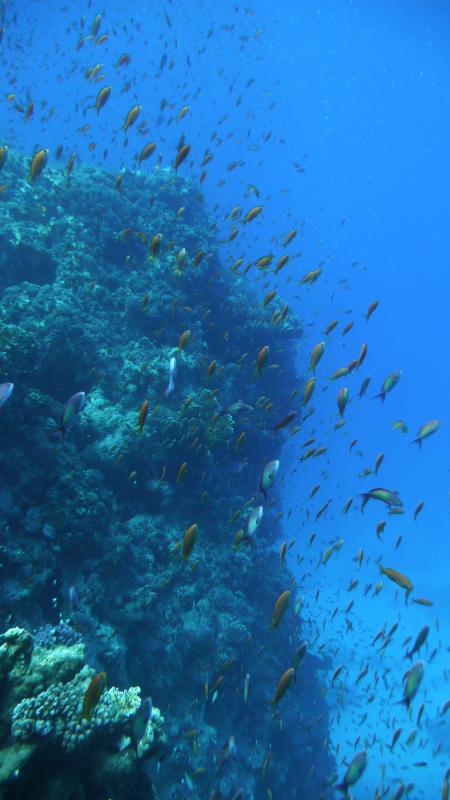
[0, 626, 165, 800]
[0, 151, 334, 798]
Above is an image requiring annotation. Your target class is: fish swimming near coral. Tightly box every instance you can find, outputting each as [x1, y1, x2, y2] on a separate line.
[164, 356, 177, 397]
[82, 671, 107, 720]
[0, 382, 14, 408]
[131, 697, 153, 751]
[247, 505, 263, 536]
[55, 391, 86, 441]
[219, 399, 253, 416]
[259, 459, 280, 500]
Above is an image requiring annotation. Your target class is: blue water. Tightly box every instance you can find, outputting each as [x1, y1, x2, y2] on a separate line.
[1, 0, 448, 797]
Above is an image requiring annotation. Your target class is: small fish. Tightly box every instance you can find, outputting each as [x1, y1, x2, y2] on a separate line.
[412, 419, 442, 448]
[283, 228, 297, 246]
[132, 697, 152, 750]
[325, 319, 338, 335]
[247, 506, 263, 536]
[82, 672, 107, 720]
[392, 419, 409, 433]
[242, 205, 263, 223]
[405, 625, 429, 661]
[174, 143, 190, 170]
[374, 452, 384, 474]
[177, 462, 187, 483]
[177, 104, 190, 122]
[376, 562, 413, 592]
[412, 597, 433, 607]
[244, 672, 250, 704]
[182, 524, 198, 559]
[413, 500, 424, 521]
[137, 399, 149, 433]
[93, 85, 111, 112]
[220, 399, 253, 416]
[164, 357, 177, 397]
[335, 751, 367, 795]
[178, 330, 191, 351]
[374, 370, 401, 401]
[396, 661, 424, 709]
[138, 142, 157, 162]
[255, 345, 269, 377]
[271, 667, 295, 705]
[259, 459, 280, 500]
[207, 360, 217, 378]
[273, 412, 297, 431]
[149, 233, 162, 259]
[122, 104, 141, 131]
[309, 342, 325, 373]
[56, 391, 86, 441]
[270, 590, 290, 629]
[365, 300, 379, 320]
[303, 377, 315, 405]
[0, 145, 8, 170]
[360, 487, 403, 511]
[329, 367, 349, 381]
[337, 387, 349, 417]
[358, 375, 371, 397]
[0, 382, 14, 408]
[29, 148, 49, 182]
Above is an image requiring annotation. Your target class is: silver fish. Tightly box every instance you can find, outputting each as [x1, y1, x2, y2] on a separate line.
[164, 356, 177, 397]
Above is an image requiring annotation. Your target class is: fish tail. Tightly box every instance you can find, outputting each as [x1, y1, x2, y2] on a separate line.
[373, 392, 384, 401]
[334, 783, 348, 796]
[411, 437, 422, 448]
[259, 484, 267, 502]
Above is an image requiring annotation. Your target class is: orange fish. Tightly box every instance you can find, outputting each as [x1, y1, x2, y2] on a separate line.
[93, 85, 111, 112]
[271, 667, 295, 705]
[243, 205, 262, 223]
[138, 142, 156, 162]
[183, 524, 198, 559]
[178, 330, 191, 351]
[175, 143, 190, 170]
[29, 148, 49, 182]
[82, 672, 107, 720]
[137, 399, 149, 432]
[255, 345, 269, 377]
[123, 104, 141, 131]
[270, 590, 291, 629]
[177, 462, 187, 482]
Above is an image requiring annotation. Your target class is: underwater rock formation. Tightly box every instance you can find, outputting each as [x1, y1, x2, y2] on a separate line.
[0, 626, 165, 800]
[0, 151, 334, 798]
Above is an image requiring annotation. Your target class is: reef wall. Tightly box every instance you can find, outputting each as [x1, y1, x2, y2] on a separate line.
[0, 151, 334, 799]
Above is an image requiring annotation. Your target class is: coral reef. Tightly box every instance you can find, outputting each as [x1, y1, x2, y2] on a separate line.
[0, 626, 165, 800]
[0, 151, 334, 798]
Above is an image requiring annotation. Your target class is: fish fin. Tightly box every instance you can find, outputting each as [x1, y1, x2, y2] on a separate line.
[372, 392, 384, 401]
[334, 783, 348, 796]
[360, 493, 369, 512]
[411, 438, 422, 448]
[259, 485, 267, 501]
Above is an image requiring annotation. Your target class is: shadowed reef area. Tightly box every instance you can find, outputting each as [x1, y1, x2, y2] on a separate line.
[0, 151, 335, 800]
